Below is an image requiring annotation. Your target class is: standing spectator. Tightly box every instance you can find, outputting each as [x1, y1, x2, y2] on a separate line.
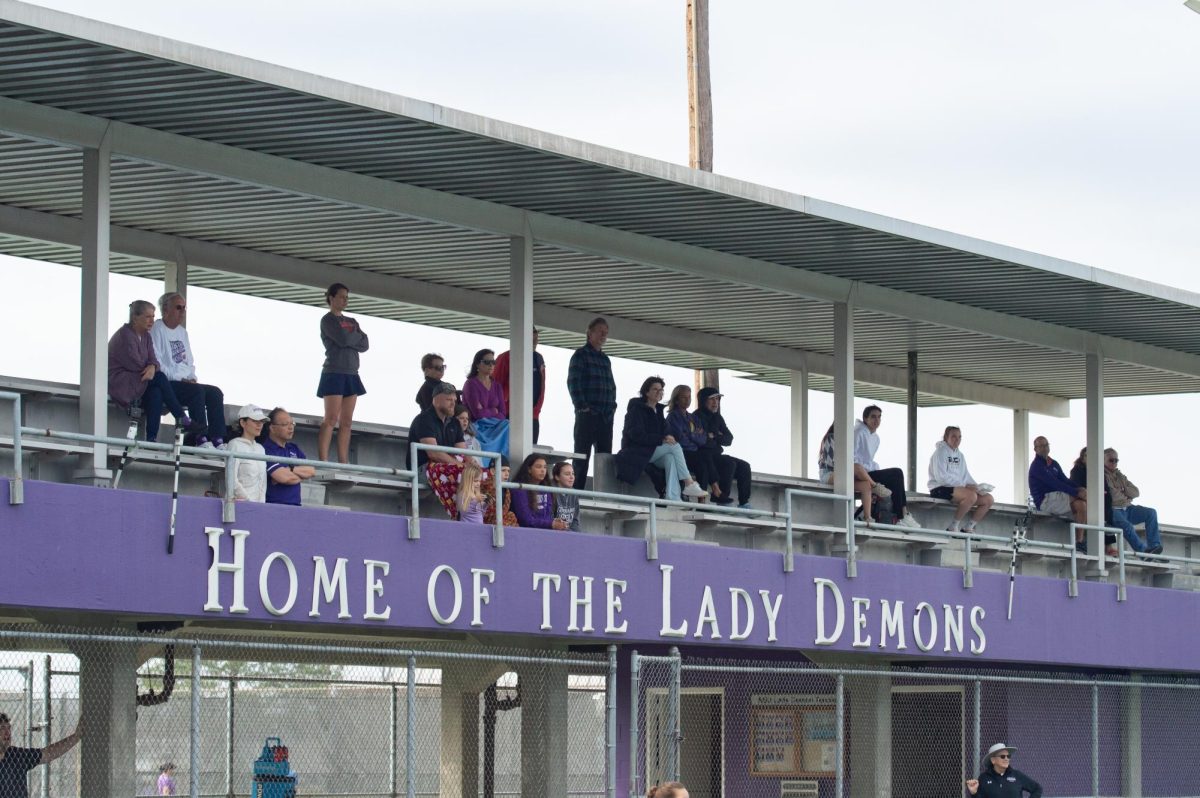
[108, 300, 191, 442]
[509, 453, 567, 529]
[854, 406, 920, 528]
[551, 460, 582, 531]
[462, 348, 510, 463]
[317, 282, 369, 463]
[647, 783, 689, 798]
[157, 762, 177, 796]
[1028, 437, 1090, 553]
[817, 422, 880, 525]
[666, 385, 721, 500]
[0, 712, 82, 798]
[149, 292, 226, 448]
[1070, 447, 1118, 557]
[1104, 448, 1163, 556]
[695, 387, 753, 508]
[455, 459, 488, 524]
[227, 404, 268, 503]
[262, 407, 315, 506]
[415, 353, 447, 412]
[614, 377, 708, 502]
[493, 328, 547, 443]
[567, 317, 617, 488]
[409, 382, 467, 518]
[927, 426, 994, 532]
[966, 743, 1041, 798]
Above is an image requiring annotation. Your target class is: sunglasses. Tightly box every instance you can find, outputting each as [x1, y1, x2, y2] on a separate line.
[173, 304, 186, 311]
[481, 360, 496, 366]
[430, 364, 446, 371]
[995, 754, 1010, 760]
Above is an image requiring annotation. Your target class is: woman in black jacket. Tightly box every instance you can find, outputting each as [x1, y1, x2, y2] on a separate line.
[614, 376, 708, 502]
[1069, 447, 1117, 556]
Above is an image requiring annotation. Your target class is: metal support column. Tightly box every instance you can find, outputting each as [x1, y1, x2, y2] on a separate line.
[833, 301, 856, 578]
[835, 674, 845, 798]
[606, 645, 617, 798]
[78, 136, 112, 482]
[508, 232, 534, 466]
[166, 240, 188, 299]
[41, 655, 50, 798]
[790, 367, 809, 478]
[1012, 409, 1030, 505]
[972, 680, 981, 776]
[190, 645, 201, 798]
[225, 679, 235, 798]
[1091, 683, 1100, 798]
[1086, 349, 1105, 568]
[907, 351, 918, 492]
[406, 656, 416, 798]
[668, 646, 681, 783]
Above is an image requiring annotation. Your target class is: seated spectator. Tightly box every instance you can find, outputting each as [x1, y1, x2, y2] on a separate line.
[854, 406, 920, 528]
[455, 403, 482, 465]
[493, 327, 547, 443]
[107, 300, 191, 442]
[482, 463, 519, 527]
[1104, 448, 1163, 556]
[614, 377, 708, 502]
[150, 292, 226, 448]
[696, 387, 753, 508]
[415, 353, 446, 411]
[1029, 436, 1091, 553]
[463, 348, 510, 464]
[455, 459, 488, 524]
[817, 422, 880, 526]
[226, 404, 268, 503]
[552, 461, 582, 531]
[1070, 447, 1118, 557]
[509, 453, 568, 530]
[927, 426, 994, 532]
[409, 382, 468, 518]
[666, 385, 722, 501]
[262, 407, 315, 506]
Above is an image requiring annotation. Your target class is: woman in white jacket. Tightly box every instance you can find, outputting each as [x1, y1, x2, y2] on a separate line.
[227, 404, 268, 502]
[927, 426, 994, 532]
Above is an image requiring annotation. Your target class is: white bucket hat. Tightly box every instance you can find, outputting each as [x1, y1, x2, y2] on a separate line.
[983, 742, 1017, 766]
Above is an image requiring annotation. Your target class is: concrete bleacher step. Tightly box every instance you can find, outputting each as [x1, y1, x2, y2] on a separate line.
[679, 511, 782, 532]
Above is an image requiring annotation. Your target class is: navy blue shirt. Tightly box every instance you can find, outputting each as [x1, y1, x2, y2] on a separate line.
[263, 439, 306, 506]
[0, 746, 41, 798]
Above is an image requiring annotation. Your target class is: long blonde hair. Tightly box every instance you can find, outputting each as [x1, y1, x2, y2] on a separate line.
[647, 783, 687, 798]
[456, 460, 484, 514]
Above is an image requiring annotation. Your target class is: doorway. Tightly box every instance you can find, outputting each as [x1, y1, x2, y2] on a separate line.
[646, 688, 724, 798]
[890, 686, 964, 798]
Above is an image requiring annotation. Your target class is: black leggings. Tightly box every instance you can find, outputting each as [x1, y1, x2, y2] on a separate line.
[868, 468, 907, 515]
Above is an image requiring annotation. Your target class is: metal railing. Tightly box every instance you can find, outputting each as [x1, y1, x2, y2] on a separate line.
[0, 391, 22, 504]
[784, 486, 854, 574]
[408, 441, 504, 546]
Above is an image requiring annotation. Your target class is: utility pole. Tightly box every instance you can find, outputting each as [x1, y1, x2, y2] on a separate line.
[687, 0, 720, 394]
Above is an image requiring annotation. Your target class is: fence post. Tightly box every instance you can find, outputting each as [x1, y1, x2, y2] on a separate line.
[389, 683, 399, 798]
[41, 654, 50, 798]
[835, 674, 845, 798]
[1092, 683, 1100, 798]
[607, 644, 618, 798]
[629, 650, 640, 798]
[668, 647, 681, 782]
[191, 644, 201, 798]
[973, 679, 981, 779]
[406, 655, 416, 798]
[225, 678, 235, 798]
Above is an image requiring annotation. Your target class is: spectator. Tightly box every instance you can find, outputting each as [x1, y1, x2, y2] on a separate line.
[409, 382, 468, 518]
[509, 453, 568, 529]
[493, 328, 547, 443]
[227, 404, 268, 503]
[262, 407, 315, 506]
[454, 402, 482, 465]
[1070, 447, 1118, 557]
[462, 348, 510, 463]
[927, 426, 994, 532]
[150, 292, 226, 448]
[317, 282, 369, 463]
[967, 744, 1041, 798]
[1104, 448, 1163, 556]
[157, 762, 177, 796]
[817, 422, 880, 525]
[695, 387, 753, 508]
[666, 385, 721, 501]
[647, 783, 689, 798]
[854, 405, 920, 528]
[614, 376, 708, 502]
[415, 352, 447, 412]
[0, 712, 82, 797]
[482, 463, 519, 527]
[567, 317, 617, 487]
[1028, 436, 1090, 553]
[455, 459, 488, 524]
[551, 460, 582, 531]
[108, 300, 191, 442]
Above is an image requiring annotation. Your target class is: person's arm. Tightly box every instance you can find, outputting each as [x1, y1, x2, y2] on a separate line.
[292, 465, 316, 479]
[320, 314, 368, 352]
[717, 417, 733, 448]
[852, 425, 873, 469]
[1020, 770, 1042, 798]
[665, 410, 687, 445]
[965, 778, 979, 796]
[566, 350, 588, 411]
[420, 436, 459, 464]
[462, 379, 486, 420]
[1120, 471, 1140, 500]
[268, 464, 302, 485]
[494, 380, 507, 419]
[534, 361, 547, 416]
[493, 352, 511, 409]
[41, 719, 82, 764]
[511, 489, 548, 529]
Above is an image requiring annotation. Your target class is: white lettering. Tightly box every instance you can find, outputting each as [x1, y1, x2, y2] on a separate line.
[759, 590, 782, 643]
[258, 552, 297, 616]
[852, 597, 872, 648]
[943, 604, 964, 653]
[879, 599, 907, 650]
[364, 559, 391, 621]
[913, 602, 937, 652]
[204, 527, 248, 613]
[532, 572, 561, 631]
[814, 578, 844, 645]
[568, 576, 595, 632]
[729, 588, 754, 641]
[693, 585, 721, 639]
[427, 564, 462, 625]
[309, 556, 350, 619]
[605, 578, 628, 634]
[471, 568, 495, 628]
[659, 565, 688, 637]
[970, 606, 987, 654]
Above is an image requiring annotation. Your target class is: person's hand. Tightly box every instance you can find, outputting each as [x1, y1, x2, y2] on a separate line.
[552, 518, 568, 530]
[183, 378, 197, 384]
[140, 365, 156, 381]
[966, 778, 979, 795]
[663, 435, 676, 445]
[1076, 488, 1088, 500]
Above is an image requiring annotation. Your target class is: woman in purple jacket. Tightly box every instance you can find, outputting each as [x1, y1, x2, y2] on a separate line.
[666, 385, 720, 501]
[509, 454, 568, 529]
[462, 348, 510, 464]
[108, 300, 191, 442]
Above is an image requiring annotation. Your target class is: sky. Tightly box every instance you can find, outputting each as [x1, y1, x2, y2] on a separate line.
[1, 0, 1198, 521]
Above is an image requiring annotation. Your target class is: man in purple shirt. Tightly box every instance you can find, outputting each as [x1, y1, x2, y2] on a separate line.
[1028, 436, 1089, 552]
[263, 408, 316, 506]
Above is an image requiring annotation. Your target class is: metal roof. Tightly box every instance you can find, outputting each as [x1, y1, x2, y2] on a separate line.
[2, 0, 1200, 413]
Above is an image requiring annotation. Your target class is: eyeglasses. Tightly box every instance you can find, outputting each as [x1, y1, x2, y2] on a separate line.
[1106, 458, 1118, 463]
[481, 360, 496, 366]
[173, 304, 186, 311]
[429, 364, 446, 371]
[271, 422, 295, 428]
[995, 754, 1010, 760]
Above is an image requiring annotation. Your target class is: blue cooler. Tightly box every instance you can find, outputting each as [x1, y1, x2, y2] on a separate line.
[252, 737, 297, 798]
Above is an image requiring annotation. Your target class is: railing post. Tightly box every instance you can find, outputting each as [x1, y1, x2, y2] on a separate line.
[9, 393, 22, 505]
[409, 443, 421, 539]
[406, 655, 416, 798]
[222, 452, 236, 523]
[629, 650, 640, 798]
[646, 502, 658, 560]
[835, 674, 845, 798]
[963, 532, 974, 588]
[1117, 534, 1127, 602]
[493, 470, 504, 548]
[784, 490, 795, 572]
[607, 644, 618, 798]
[1069, 526, 1080, 597]
[845, 497, 857, 579]
[191, 644, 201, 798]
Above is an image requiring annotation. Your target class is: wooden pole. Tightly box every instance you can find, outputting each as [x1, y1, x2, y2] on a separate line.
[687, 0, 719, 393]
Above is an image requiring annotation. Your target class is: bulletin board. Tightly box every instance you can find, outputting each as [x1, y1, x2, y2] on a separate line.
[749, 706, 837, 777]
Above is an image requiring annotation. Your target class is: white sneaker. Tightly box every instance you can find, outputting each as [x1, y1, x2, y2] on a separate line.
[871, 483, 892, 498]
[198, 441, 216, 450]
[899, 513, 921, 529]
[962, 520, 977, 532]
[682, 481, 708, 499]
[946, 521, 961, 533]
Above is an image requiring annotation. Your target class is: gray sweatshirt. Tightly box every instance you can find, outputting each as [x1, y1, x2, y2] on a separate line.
[320, 312, 369, 374]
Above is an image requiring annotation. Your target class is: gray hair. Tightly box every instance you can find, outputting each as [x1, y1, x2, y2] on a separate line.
[432, 382, 457, 397]
[128, 300, 155, 322]
[158, 292, 184, 314]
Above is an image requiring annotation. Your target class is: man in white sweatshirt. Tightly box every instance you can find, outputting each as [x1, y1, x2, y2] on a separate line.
[853, 405, 920, 528]
[150, 292, 227, 448]
[928, 426, 994, 532]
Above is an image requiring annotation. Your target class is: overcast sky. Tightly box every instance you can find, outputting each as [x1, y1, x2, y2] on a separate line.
[2, 1, 1198, 521]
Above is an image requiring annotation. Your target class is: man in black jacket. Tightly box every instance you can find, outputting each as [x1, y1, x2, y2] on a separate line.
[696, 387, 752, 508]
[967, 743, 1042, 798]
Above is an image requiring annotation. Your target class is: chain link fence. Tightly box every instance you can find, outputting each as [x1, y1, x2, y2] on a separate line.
[630, 651, 1200, 798]
[0, 626, 614, 798]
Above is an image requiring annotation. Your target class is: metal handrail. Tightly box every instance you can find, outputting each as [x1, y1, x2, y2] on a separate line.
[408, 442, 504, 546]
[784, 487, 853, 575]
[0, 391, 21, 504]
[1071, 521, 1129, 601]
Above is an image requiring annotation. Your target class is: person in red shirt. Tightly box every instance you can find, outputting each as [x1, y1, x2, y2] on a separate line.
[492, 327, 546, 443]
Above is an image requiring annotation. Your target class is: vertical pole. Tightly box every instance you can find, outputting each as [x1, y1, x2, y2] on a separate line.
[606, 645, 618, 798]
[1123, 676, 1142, 798]
[409, 443, 421, 539]
[1086, 348, 1105, 566]
[389, 683, 399, 798]
[9, 393, 22, 505]
[907, 351, 918, 493]
[833, 301, 856, 578]
[508, 232, 534, 466]
[686, 0, 713, 171]
[225, 678, 235, 798]
[79, 136, 112, 482]
[1091, 683, 1100, 798]
[972, 680, 981, 779]
[41, 655, 50, 798]
[790, 368, 809, 478]
[166, 240, 189, 301]
[629, 651, 641, 798]
[406, 656, 416, 798]
[668, 647, 681, 783]
[190, 645, 201, 798]
[835, 674, 845, 798]
[24, 661, 33, 746]
[1012, 409, 1030, 505]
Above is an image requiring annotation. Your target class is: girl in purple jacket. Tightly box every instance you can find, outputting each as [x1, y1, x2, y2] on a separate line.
[510, 454, 568, 530]
[666, 385, 720, 501]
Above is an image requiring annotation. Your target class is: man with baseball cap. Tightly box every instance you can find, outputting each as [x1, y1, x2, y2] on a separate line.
[967, 743, 1042, 798]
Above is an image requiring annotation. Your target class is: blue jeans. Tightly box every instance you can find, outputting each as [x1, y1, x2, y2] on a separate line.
[649, 443, 689, 501]
[140, 373, 187, 442]
[1112, 505, 1161, 552]
[170, 381, 225, 442]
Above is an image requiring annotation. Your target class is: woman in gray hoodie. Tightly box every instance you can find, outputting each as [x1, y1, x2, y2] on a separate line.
[927, 425, 994, 533]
